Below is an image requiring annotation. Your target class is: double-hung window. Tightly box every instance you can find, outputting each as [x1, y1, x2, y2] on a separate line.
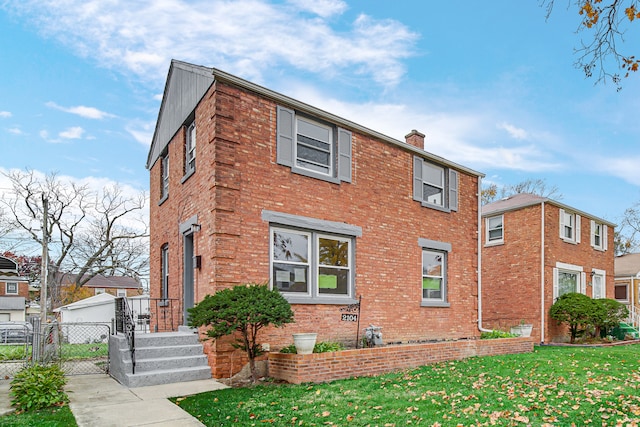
[553, 262, 585, 300]
[264, 210, 360, 304]
[413, 156, 458, 212]
[419, 238, 451, 307]
[161, 244, 169, 302]
[5, 282, 17, 295]
[185, 121, 196, 176]
[590, 220, 608, 251]
[276, 106, 352, 184]
[160, 154, 169, 201]
[486, 215, 504, 244]
[559, 209, 581, 244]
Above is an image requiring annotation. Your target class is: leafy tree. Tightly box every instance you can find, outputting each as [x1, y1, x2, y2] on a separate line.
[482, 178, 562, 205]
[543, 0, 640, 89]
[592, 298, 628, 337]
[0, 169, 148, 308]
[188, 283, 294, 383]
[549, 292, 599, 343]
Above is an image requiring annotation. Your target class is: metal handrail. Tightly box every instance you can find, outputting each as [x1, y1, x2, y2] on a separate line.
[628, 305, 640, 330]
[115, 297, 136, 374]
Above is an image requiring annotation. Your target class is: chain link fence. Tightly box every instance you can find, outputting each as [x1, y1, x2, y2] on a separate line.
[0, 320, 110, 380]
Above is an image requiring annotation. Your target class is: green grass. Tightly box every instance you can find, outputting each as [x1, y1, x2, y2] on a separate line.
[0, 405, 76, 426]
[0, 345, 30, 361]
[0, 342, 108, 361]
[173, 344, 640, 426]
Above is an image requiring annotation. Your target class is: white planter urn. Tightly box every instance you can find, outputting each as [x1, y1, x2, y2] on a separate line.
[292, 333, 317, 354]
[510, 324, 533, 337]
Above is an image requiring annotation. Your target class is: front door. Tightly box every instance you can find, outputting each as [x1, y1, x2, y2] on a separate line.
[183, 233, 195, 325]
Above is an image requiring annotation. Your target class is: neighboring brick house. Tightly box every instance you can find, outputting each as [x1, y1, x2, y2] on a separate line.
[614, 253, 640, 324]
[481, 193, 615, 343]
[56, 273, 144, 305]
[0, 255, 30, 321]
[146, 60, 484, 378]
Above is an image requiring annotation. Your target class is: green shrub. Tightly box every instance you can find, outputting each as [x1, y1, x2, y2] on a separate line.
[10, 364, 69, 412]
[188, 283, 294, 383]
[279, 341, 346, 354]
[480, 330, 518, 339]
[549, 293, 601, 343]
[593, 298, 628, 337]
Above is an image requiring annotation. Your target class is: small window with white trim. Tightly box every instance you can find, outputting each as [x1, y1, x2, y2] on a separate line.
[185, 120, 196, 175]
[614, 281, 629, 302]
[95, 288, 105, 295]
[590, 221, 608, 251]
[553, 262, 585, 300]
[559, 209, 581, 244]
[116, 289, 127, 297]
[485, 215, 504, 244]
[5, 282, 18, 295]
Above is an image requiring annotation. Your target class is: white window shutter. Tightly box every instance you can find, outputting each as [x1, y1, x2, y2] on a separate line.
[590, 220, 596, 247]
[603, 225, 608, 250]
[575, 215, 581, 243]
[413, 156, 423, 202]
[580, 272, 586, 294]
[553, 268, 559, 300]
[559, 209, 565, 239]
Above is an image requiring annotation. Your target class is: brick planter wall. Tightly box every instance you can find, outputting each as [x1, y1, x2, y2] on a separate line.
[268, 337, 533, 384]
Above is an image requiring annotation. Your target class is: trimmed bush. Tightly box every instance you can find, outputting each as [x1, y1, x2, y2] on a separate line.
[280, 341, 346, 353]
[10, 364, 69, 412]
[481, 330, 518, 339]
[549, 293, 597, 343]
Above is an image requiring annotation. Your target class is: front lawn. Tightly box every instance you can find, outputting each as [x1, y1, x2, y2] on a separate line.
[173, 344, 640, 425]
[0, 404, 76, 426]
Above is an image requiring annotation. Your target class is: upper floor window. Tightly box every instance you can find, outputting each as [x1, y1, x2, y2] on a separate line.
[5, 282, 17, 295]
[160, 154, 169, 201]
[559, 209, 581, 244]
[486, 215, 504, 244]
[185, 121, 196, 176]
[276, 106, 352, 184]
[419, 238, 451, 307]
[590, 220, 608, 251]
[413, 156, 458, 212]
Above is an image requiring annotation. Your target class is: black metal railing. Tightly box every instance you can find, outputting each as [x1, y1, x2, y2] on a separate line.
[125, 298, 182, 333]
[115, 297, 136, 374]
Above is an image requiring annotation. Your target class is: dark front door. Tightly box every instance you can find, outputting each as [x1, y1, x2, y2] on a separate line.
[183, 233, 195, 325]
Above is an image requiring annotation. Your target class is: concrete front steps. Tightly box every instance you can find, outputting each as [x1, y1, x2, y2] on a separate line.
[109, 331, 211, 387]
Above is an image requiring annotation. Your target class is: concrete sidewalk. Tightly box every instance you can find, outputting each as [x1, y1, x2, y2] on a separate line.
[1, 374, 228, 426]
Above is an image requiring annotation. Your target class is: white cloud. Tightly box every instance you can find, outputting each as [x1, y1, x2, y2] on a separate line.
[599, 156, 640, 186]
[3, 0, 417, 87]
[59, 127, 85, 139]
[497, 122, 528, 140]
[8, 127, 23, 135]
[0, 111, 12, 118]
[46, 101, 114, 119]
[126, 120, 155, 147]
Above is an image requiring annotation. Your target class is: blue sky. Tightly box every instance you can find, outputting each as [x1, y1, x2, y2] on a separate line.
[1, 0, 639, 225]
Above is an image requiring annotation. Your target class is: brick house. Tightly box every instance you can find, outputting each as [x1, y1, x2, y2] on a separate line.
[614, 253, 640, 324]
[56, 273, 144, 301]
[481, 193, 615, 343]
[0, 255, 30, 321]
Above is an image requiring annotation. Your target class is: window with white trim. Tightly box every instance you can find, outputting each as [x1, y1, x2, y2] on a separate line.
[271, 227, 352, 300]
[590, 220, 608, 251]
[559, 209, 581, 244]
[116, 289, 127, 298]
[5, 282, 18, 295]
[591, 269, 606, 299]
[553, 262, 585, 300]
[419, 238, 451, 307]
[486, 215, 504, 244]
[161, 244, 169, 301]
[413, 156, 459, 212]
[614, 281, 629, 302]
[185, 120, 196, 175]
[160, 154, 169, 201]
[276, 106, 352, 184]
[95, 288, 105, 295]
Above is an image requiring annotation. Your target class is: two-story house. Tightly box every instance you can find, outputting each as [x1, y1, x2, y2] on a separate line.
[0, 255, 30, 321]
[481, 193, 615, 343]
[146, 60, 484, 377]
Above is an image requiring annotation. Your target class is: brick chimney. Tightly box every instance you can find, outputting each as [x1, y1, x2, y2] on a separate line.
[405, 129, 425, 149]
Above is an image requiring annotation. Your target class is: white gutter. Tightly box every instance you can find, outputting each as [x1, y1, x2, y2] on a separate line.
[477, 177, 492, 333]
[540, 202, 545, 344]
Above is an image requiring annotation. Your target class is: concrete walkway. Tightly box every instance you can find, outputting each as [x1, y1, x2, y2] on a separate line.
[1, 374, 228, 426]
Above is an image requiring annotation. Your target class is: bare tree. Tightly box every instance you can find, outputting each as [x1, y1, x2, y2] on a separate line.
[615, 202, 640, 254]
[482, 178, 563, 205]
[0, 170, 149, 307]
[544, 0, 640, 90]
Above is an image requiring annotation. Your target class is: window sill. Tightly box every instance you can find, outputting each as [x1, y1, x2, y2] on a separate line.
[560, 238, 578, 245]
[421, 301, 450, 308]
[181, 168, 195, 184]
[158, 194, 169, 206]
[283, 296, 358, 305]
[419, 201, 451, 213]
[484, 241, 504, 247]
[591, 246, 606, 252]
[290, 166, 341, 185]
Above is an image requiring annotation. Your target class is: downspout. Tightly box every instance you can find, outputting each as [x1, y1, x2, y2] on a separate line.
[540, 202, 545, 344]
[477, 177, 492, 332]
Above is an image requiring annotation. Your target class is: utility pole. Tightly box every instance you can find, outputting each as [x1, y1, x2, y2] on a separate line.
[40, 195, 48, 326]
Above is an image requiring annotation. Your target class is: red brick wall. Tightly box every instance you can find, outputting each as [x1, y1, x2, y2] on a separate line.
[150, 80, 481, 377]
[0, 280, 29, 298]
[482, 203, 615, 343]
[269, 338, 534, 384]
